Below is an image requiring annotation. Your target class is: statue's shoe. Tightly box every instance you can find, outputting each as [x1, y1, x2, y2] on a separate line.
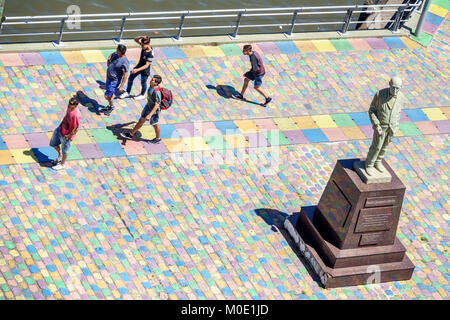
[365, 166, 377, 176]
[374, 162, 386, 173]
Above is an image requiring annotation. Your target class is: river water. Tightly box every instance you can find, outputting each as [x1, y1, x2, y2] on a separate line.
[2, 0, 366, 43]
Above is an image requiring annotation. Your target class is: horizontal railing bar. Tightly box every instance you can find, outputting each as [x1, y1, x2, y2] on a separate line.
[0, 18, 412, 38]
[3, 3, 421, 21]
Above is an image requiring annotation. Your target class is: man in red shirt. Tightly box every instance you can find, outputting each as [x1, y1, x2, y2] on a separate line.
[233, 44, 272, 106]
[49, 97, 81, 170]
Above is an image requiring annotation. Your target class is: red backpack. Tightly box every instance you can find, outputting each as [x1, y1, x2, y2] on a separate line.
[154, 87, 173, 110]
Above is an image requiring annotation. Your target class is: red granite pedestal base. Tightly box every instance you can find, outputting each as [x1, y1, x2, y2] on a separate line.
[287, 159, 415, 288]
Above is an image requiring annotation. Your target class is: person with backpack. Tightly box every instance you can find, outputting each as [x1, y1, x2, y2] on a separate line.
[119, 35, 154, 100]
[232, 44, 272, 106]
[99, 44, 130, 115]
[120, 74, 172, 144]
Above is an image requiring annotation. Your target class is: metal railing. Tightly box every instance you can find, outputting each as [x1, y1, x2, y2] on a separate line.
[0, 2, 422, 45]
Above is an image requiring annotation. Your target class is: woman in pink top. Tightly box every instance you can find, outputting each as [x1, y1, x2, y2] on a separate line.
[49, 97, 81, 170]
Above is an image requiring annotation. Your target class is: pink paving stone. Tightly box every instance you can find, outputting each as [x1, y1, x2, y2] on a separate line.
[423, 21, 439, 34]
[255, 42, 282, 55]
[253, 118, 278, 131]
[400, 112, 410, 122]
[434, 120, 450, 133]
[237, 43, 263, 55]
[414, 121, 440, 134]
[0, 53, 25, 66]
[142, 140, 169, 154]
[283, 130, 309, 144]
[194, 122, 222, 136]
[18, 52, 46, 66]
[23, 132, 50, 148]
[3, 134, 29, 149]
[126, 48, 141, 62]
[347, 38, 372, 51]
[122, 140, 148, 155]
[359, 125, 374, 138]
[365, 38, 390, 50]
[174, 123, 195, 137]
[152, 47, 167, 60]
[76, 143, 104, 158]
[321, 127, 348, 141]
[244, 132, 270, 147]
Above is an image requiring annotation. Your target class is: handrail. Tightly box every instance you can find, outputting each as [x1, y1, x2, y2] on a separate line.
[0, 3, 422, 45]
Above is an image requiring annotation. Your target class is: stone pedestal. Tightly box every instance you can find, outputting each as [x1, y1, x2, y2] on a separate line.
[285, 158, 414, 288]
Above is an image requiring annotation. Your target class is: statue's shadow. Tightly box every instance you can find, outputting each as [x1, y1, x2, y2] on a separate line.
[254, 208, 322, 287]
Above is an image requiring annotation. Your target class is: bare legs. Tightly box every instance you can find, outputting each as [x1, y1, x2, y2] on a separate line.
[130, 118, 160, 140]
[52, 145, 68, 166]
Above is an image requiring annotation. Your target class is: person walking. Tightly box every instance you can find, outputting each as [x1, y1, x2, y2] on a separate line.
[49, 97, 81, 170]
[232, 44, 272, 106]
[120, 36, 154, 101]
[119, 75, 163, 144]
[100, 44, 130, 115]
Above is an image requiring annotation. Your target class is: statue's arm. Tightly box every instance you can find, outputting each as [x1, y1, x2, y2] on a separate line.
[368, 92, 380, 126]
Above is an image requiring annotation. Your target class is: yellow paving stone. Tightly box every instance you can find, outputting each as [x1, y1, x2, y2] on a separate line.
[399, 37, 422, 49]
[312, 40, 337, 52]
[182, 137, 210, 151]
[163, 138, 187, 152]
[60, 51, 87, 64]
[422, 107, 447, 121]
[223, 134, 249, 149]
[292, 116, 318, 129]
[273, 117, 299, 130]
[341, 126, 366, 139]
[72, 130, 94, 144]
[293, 40, 318, 53]
[311, 115, 337, 128]
[9, 149, 37, 164]
[182, 46, 205, 58]
[234, 119, 259, 133]
[81, 50, 107, 63]
[0, 150, 15, 165]
[429, 3, 448, 17]
[201, 46, 226, 57]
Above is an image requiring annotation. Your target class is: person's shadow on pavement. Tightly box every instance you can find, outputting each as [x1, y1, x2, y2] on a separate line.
[206, 84, 263, 106]
[106, 123, 151, 146]
[76, 90, 104, 114]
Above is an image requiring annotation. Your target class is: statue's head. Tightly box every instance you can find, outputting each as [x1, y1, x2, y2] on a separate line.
[389, 76, 402, 97]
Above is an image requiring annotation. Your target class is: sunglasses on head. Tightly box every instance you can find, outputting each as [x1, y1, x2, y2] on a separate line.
[69, 100, 79, 105]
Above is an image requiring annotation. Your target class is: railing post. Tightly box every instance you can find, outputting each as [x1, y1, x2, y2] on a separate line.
[118, 16, 127, 42]
[230, 10, 245, 39]
[415, 0, 431, 37]
[285, 9, 300, 38]
[339, 8, 354, 35]
[175, 12, 188, 41]
[53, 17, 67, 46]
[392, 6, 405, 33]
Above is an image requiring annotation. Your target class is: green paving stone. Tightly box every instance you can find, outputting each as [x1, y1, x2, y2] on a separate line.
[410, 31, 433, 47]
[264, 131, 289, 146]
[399, 122, 422, 136]
[89, 128, 117, 143]
[433, 0, 450, 10]
[331, 113, 356, 127]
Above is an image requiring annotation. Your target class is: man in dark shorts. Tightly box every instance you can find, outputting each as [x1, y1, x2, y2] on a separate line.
[100, 44, 129, 115]
[120, 75, 163, 144]
[233, 44, 272, 106]
[120, 35, 154, 101]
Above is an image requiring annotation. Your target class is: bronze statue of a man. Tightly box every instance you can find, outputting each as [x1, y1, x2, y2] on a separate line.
[365, 76, 405, 176]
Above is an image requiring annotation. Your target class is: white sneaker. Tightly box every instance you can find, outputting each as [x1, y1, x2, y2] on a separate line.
[53, 164, 66, 171]
[134, 94, 145, 100]
[119, 92, 130, 99]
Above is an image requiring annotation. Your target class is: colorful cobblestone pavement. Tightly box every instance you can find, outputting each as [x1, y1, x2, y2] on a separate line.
[0, 14, 449, 300]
